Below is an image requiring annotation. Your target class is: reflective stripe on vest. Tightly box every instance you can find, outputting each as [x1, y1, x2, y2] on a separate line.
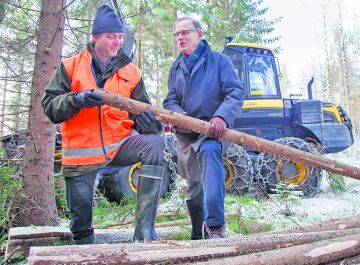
[62, 130, 139, 158]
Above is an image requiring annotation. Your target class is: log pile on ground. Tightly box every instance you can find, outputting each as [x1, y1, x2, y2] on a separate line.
[4, 225, 182, 261]
[4, 214, 360, 264]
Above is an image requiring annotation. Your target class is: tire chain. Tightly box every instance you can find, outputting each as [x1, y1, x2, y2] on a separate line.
[224, 143, 254, 195]
[255, 137, 322, 197]
[164, 149, 178, 192]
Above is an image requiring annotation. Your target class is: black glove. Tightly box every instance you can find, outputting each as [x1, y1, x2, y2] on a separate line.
[74, 90, 103, 108]
[135, 111, 160, 134]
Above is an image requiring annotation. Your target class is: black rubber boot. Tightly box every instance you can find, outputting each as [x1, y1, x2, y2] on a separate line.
[133, 165, 164, 242]
[74, 233, 96, 245]
[186, 191, 208, 240]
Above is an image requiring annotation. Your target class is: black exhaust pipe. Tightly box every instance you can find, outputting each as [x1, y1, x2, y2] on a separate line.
[307, 77, 314, 99]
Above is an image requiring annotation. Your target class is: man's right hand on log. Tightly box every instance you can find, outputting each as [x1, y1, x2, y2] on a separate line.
[74, 90, 104, 108]
[174, 112, 192, 134]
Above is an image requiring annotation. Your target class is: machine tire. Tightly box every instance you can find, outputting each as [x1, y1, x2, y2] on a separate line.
[126, 162, 172, 198]
[224, 143, 253, 195]
[97, 155, 176, 203]
[96, 167, 134, 202]
[254, 137, 322, 197]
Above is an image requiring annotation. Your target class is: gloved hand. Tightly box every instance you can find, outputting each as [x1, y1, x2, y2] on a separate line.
[135, 111, 160, 134]
[74, 90, 103, 108]
[209, 117, 227, 139]
[174, 112, 192, 134]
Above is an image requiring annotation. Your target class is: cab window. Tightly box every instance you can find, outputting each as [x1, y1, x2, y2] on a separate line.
[247, 54, 279, 98]
[222, 47, 245, 87]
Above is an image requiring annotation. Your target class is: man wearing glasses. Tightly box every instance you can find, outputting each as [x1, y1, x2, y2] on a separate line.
[42, 5, 165, 244]
[163, 17, 244, 239]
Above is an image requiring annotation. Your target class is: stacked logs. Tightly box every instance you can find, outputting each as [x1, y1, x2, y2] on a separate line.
[25, 215, 360, 264]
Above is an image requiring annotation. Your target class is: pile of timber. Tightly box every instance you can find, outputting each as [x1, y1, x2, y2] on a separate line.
[4, 224, 183, 262]
[4, 214, 360, 264]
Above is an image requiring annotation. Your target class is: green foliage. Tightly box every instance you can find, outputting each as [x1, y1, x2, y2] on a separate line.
[54, 174, 69, 219]
[327, 172, 346, 194]
[172, 227, 191, 240]
[156, 213, 188, 223]
[117, 0, 281, 105]
[194, 0, 281, 49]
[0, 233, 8, 247]
[92, 194, 136, 229]
[225, 195, 257, 207]
[0, 2, 5, 23]
[0, 165, 22, 231]
[228, 216, 272, 235]
[270, 182, 303, 216]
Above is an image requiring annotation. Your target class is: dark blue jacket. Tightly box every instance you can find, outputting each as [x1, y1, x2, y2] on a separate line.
[163, 40, 244, 129]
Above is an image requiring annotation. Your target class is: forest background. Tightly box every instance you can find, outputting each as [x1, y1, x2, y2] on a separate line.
[0, 0, 359, 236]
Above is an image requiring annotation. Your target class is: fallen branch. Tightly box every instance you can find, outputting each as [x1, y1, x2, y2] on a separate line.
[268, 214, 360, 234]
[95, 89, 360, 180]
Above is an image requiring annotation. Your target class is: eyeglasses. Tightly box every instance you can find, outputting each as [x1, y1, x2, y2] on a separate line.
[173, 29, 198, 37]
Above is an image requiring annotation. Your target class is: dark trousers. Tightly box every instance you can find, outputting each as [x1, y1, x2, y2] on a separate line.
[185, 140, 226, 228]
[65, 134, 164, 243]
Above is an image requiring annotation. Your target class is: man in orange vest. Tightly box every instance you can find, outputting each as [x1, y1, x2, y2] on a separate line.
[42, 5, 165, 244]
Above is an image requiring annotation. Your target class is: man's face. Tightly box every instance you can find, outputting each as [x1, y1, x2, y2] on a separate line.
[92, 32, 123, 61]
[175, 19, 203, 55]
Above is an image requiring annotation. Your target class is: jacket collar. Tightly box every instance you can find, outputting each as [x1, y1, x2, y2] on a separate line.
[173, 40, 211, 75]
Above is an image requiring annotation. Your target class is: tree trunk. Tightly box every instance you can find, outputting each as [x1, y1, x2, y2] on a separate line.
[13, 0, 66, 226]
[0, 66, 8, 135]
[136, 1, 144, 68]
[321, 0, 332, 102]
[337, 1, 351, 117]
[13, 64, 25, 131]
[94, 89, 360, 180]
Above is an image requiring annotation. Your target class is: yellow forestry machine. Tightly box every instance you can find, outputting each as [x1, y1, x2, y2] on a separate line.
[221, 39, 354, 197]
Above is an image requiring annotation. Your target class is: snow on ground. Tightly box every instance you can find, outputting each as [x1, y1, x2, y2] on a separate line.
[158, 141, 360, 231]
[241, 142, 360, 230]
[240, 178, 360, 230]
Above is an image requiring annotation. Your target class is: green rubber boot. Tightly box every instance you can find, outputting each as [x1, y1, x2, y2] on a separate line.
[133, 165, 164, 242]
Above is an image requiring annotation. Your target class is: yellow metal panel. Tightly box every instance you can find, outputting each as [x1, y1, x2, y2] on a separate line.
[250, 91, 264, 95]
[323, 105, 342, 123]
[225, 42, 273, 52]
[242, 99, 284, 109]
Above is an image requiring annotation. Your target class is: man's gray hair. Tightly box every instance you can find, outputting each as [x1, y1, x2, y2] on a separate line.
[176, 16, 203, 31]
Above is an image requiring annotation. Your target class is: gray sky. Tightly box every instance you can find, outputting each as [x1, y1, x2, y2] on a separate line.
[265, 0, 360, 88]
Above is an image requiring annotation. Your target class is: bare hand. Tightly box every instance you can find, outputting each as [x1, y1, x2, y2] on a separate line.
[209, 117, 227, 139]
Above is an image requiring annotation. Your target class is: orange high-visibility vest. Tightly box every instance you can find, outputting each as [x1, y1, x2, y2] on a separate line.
[60, 50, 140, 165]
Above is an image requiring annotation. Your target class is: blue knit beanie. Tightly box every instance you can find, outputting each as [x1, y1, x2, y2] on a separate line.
[91, 5, 124, 34]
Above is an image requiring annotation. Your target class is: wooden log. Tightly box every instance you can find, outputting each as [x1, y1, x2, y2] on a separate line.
[194, 233, 360, 265]
[331, 253, 360, 265]
[28, 229, 360, 264]
[94, 89, 360, 180]
[5, 237, 71, 261]
[268, 214, 360, 234]
[5, 225, 182, 261]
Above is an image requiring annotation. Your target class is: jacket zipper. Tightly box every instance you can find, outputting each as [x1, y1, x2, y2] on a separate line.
[91, 62, 110, 162]
[98, 105, 110, 162]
